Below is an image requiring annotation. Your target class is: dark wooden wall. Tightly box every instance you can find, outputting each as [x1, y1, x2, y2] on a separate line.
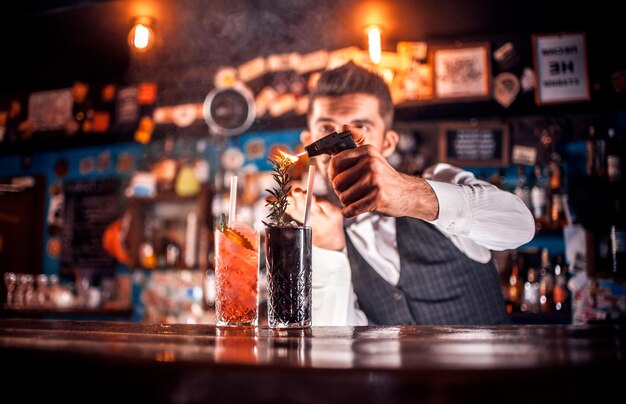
[0, 0, 621, 94]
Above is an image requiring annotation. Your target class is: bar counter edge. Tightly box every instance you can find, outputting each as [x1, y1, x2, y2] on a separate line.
[1, 318, 624, 403]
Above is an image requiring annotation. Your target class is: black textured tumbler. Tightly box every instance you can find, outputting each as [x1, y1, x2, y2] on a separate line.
[265, 225, 312, 328]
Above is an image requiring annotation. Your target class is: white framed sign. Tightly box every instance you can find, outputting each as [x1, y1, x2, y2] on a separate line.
[532, 32, 590, 105]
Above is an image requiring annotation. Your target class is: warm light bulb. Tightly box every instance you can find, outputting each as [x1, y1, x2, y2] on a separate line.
[366, 25, 382, 64]
[133, 24, 151, 49]
[129, 17, 155, 51]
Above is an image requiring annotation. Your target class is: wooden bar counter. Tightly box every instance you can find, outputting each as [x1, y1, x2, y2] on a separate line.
[1, 318, 624, 403]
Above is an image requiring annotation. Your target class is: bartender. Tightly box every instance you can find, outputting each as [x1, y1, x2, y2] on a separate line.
[286, 61, 535, 326]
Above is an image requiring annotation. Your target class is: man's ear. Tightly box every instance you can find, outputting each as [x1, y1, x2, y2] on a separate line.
[381, 130, 399, 158]
[301, 129, 312, 145]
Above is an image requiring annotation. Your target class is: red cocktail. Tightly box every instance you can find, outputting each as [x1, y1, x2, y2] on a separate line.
[214, 220, 259, 326]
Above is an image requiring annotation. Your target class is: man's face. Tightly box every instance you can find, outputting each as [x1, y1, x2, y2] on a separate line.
[303, 93, 390, 179]
[301, 93, 397, 206]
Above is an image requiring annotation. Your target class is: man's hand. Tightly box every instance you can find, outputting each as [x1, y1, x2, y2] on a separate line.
[285, 188, 346, 251]
[345, 124, 366, 146]
[329, 145, 439, 220]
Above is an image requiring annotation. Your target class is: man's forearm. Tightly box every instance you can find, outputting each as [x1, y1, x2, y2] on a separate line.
[399, 174, 439, 221]
[426, 180, 535, 250]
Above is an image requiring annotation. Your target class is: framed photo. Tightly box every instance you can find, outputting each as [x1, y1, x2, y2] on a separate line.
[439, 121, 510, 167]
[532, 32, 590, 105]
[432, 43, 491, 100]
[27, 88, 73, 132]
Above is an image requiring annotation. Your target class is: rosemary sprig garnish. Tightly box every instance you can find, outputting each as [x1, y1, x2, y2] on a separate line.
[263, 155, 294, 227]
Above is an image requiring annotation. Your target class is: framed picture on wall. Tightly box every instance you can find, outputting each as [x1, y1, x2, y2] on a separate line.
[532, 32, 590, 105]
[432, 43, 491, 100]
[439, 121, 510, 167]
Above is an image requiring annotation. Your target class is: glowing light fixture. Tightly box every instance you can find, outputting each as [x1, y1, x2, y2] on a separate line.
[365, 24, 382, 64]
[128, 16, 155, 51]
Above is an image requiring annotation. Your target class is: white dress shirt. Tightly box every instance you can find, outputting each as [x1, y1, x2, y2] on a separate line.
[311, 163, 536, 326]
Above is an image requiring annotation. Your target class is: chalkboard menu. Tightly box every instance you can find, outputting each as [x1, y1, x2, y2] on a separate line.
[438, 122, 509, 167]
[60, 178, 122, 275]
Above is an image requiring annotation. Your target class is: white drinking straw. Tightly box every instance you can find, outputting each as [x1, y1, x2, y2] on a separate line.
[303, 165, 316, 227]
[228, 174, 238, 226]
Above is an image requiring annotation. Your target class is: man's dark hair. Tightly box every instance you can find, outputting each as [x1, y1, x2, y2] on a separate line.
[308, 61, 394, 130]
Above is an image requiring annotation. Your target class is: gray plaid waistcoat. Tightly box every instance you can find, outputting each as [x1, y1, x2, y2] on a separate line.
[346, 217, 510, 325]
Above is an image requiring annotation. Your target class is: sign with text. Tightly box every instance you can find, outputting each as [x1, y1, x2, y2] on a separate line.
[60, 178, 122, 275]
[532, 32, 590, 105]
[439, 122, 509, 167]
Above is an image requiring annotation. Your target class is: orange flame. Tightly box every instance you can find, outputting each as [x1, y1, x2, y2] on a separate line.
[276, 149, 299, 165]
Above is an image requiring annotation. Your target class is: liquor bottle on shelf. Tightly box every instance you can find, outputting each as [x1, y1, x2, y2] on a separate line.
[139, 215, 157, 269]
[594, 126, 608, 180]
[552, 255, 569, 312]
[606, 128, 622, 183]
[587, 158, 626, 277]
[539, 248, 554, 312]
[580, 125, 622, 277]
[521, 267, 540, 313]
[586, 125, 597, 177]
[585, 124, 608, 180]
[155, 219, 184, 269]
[530, 164, 549, 230]
[506, 251, 523, 313]
[514, 165, 532, 211]
[548, 156, 568, 229]
[609, 193, 626, 276]
[549, 156, 563, 195]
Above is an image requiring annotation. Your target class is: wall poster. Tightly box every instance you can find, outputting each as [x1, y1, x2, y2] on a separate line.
[27, 88, 73, 132]
[432, 43, 491, 100]
[532, 32, 590, 105]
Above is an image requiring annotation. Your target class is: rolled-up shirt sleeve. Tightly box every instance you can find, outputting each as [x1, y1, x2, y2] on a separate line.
[311, 246, 368, 326]
[424, 163, 535, 251]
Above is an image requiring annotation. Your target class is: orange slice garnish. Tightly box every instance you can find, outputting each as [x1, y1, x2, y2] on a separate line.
[216, 225, 256, 251]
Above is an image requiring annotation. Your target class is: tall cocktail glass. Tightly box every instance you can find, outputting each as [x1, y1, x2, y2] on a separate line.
[214, 220, 260, 327]
[265, 225, 312, 329]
